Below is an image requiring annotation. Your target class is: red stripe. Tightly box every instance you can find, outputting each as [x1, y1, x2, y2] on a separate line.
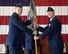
[0, 35, 7, 44]
[0, 16, 68, 25]
[34, 0, 68, 6]
[0, 34, 68, 44]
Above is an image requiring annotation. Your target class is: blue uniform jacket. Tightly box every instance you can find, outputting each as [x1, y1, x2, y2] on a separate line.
[37, 16, 64, 49]
[6, 12, 33, 48]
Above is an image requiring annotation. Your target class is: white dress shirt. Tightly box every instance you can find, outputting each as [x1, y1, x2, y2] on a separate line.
[50, 16, 55, 21]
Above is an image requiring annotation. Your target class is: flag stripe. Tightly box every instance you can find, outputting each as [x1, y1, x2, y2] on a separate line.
[0, 16, 68, 25]
[0, 35, 7, 44]
[0, 44, 5, 53]
[0, 6, 68, 16]
[0, 0, 68, 6]
[34, 0, 68, 6]
[0, 0, 30, 6]
[0, 25, 68, 35]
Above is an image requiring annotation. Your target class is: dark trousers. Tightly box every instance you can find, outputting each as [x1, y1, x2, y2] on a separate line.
[50, 48, 63, 54]
[26, 49, 35, 54]
[9, 46, 22, 54]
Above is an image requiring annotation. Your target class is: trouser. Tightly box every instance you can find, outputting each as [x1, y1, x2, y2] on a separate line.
[50, 48, 63, 54]
[26, 49, 35, 54]
[8, 46, 22, 54]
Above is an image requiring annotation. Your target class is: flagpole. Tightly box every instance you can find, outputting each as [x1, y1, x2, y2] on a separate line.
[35, 35, 38, 54]
[34, 28, 38, 54]
[29, 0, 38, 54]
[33, 18, 38, 54]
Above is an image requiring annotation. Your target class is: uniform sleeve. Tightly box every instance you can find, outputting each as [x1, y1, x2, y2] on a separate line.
[40, 21, 58, 39]
[23, 20, 31, 26]
[22, 32, 26, 48]
[11, 17, 33, 36]
[37, 26, 49, 32]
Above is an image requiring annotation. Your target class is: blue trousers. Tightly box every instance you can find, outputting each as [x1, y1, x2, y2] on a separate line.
[26, 49, 35, 54]
[9, 46, 22, 54]
[50, 48, 63, 54]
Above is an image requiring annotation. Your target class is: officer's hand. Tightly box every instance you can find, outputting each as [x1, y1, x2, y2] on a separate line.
[23, 48, 25, 50]
[34, 36, 39, 40]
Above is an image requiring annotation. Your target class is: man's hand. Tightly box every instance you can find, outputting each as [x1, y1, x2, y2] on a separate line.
[34, 36, 39, 40]
[23, 48, 25, 50]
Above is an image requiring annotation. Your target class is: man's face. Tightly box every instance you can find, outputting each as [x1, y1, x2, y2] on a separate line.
[47, 11, 54, 19]
[15, 7, 22, 15]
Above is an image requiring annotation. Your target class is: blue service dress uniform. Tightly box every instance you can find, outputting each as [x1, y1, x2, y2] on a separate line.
[6, 12, 33, 54]
[37, 16, 64, 54]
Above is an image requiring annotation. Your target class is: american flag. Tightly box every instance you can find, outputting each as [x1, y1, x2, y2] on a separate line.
[0, 0, 68, 53]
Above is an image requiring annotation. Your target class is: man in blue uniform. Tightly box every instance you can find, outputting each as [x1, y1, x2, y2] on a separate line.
[6, 3, 33, 54]
[22, 32, 35, 54]
[34, 7, 64, 54]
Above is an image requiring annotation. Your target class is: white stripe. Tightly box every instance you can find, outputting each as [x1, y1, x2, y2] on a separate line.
[0, 6, 68, 16]
[0, 25, 9, 35]
[0, 44, 5, 53]
[0, 25, 68, 35]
